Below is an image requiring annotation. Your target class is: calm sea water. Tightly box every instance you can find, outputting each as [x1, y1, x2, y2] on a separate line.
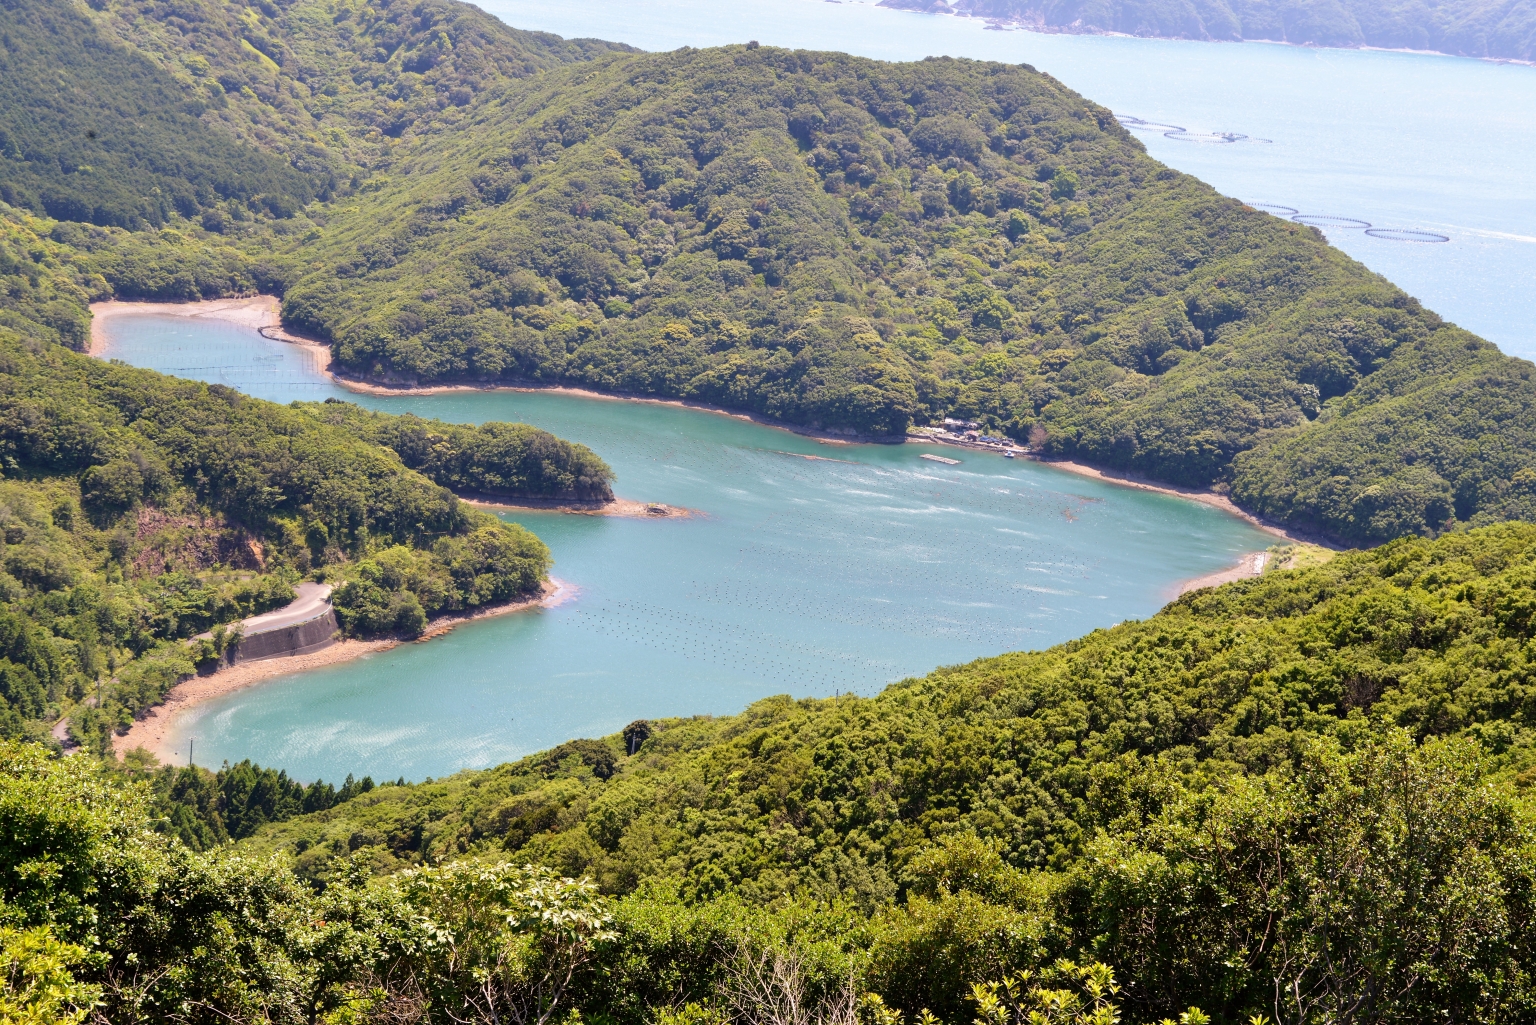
[479, 0, 1536, 361]
[103, 316, 1270, 780]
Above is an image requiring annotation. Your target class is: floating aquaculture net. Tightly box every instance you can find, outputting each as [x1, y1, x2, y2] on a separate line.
[1116, 114, 1270, 143]
[1115, 114, 1187, 133]
[1165, 131, 1246, 143]
[1365, 228, 1450, 243]
[1249, 202, 1299, 215]
[1293, 214, 1372, 229]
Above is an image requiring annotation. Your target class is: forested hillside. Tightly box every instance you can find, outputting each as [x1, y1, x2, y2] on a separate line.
[0, 200, 617, 754]
[0, 0, 324, 228]
[881, 0, 1536, 61]
[280, 41, 1536, 544]
[4, 0, 1536, 544]
[245, 523, 1536, 890]
[7, 6, 1536, 1024]
[0, 325, 557, 752]
[5, 525, 1533, 1023]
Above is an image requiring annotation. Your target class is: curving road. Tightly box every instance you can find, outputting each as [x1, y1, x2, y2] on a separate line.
[237, 582, 333, 636]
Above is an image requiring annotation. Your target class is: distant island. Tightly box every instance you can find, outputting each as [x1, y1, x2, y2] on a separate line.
[879, 0, 1536, 62]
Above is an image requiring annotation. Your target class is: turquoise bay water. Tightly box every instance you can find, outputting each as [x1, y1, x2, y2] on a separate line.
[104, 9, 1536, 779]
[480, 0, 1536, 360]
[103, 316, 1270, 780]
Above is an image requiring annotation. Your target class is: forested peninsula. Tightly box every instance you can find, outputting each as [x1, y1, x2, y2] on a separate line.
[879, 0, 1536, 62]
[5, 0, 1535, 545]
[0, 321, 617, 752]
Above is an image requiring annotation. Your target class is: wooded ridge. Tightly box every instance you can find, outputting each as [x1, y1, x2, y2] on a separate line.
[4, 0, 1533, 544]
[9, 523, 1535, 1023]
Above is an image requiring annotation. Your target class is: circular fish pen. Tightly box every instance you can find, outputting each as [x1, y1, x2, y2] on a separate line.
[1364, 228, 1450, 243]
[1292, 215, 1372, 229]
[1249, 203, 1299, 216]
[1165, 131, 1246, 143]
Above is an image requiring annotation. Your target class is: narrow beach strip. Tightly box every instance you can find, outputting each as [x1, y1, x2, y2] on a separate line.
[1176, 551, 1271, 597]
[114, 578, 572, 764]
[463, 496, 697, 519]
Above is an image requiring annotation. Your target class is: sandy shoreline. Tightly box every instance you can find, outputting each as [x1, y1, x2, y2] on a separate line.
[90, 296, 333, 370]
[113, 579, 572, 764]
[1175, 551, 1270, 597]
[465, 495, 697, 518]
[1022, 457, 1320, 545]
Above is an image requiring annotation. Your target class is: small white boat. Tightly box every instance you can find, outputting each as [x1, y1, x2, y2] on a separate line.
[1004, 450, 1016, 458]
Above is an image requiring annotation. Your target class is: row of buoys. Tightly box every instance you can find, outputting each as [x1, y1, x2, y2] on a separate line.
[1250, 203, 1450, 243]
[1114, 119, 1451, 243]
[1116, 114, 1272, 144]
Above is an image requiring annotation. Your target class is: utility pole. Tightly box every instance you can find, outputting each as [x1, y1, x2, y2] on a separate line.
[188, 738, 194, 768]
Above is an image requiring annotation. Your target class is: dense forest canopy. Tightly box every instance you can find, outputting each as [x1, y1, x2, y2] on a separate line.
[0, 0, 326, 228]
[3, 525, 1535, 1023]
[880, 0, 1536, 61]
[5, 0, 1533, 544]
[0, 201, 612, 754]
[297, 399, 616, 502]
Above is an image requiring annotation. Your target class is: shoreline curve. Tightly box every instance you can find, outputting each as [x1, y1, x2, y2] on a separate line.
[114, 578, 573, 765]
[90, 295, 1324, 547]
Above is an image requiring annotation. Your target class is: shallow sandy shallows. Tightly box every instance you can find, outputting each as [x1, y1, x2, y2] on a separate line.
[89, 295, 331, 370]
[465, 496, 697, 519]
[114, 579, 572, 764]
[1176, 551, 1271, 596]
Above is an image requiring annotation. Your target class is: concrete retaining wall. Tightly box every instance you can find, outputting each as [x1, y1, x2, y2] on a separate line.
[230, 609, 339, 663]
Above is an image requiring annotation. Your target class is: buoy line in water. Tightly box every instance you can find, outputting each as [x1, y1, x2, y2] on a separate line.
[1251, 204, 1452, 243]
[1365, 228, 1452, 243]
[1116, 114, 1186, 133]
[1115, 114, 1271, 143]
[1293, 214, 1373, 229]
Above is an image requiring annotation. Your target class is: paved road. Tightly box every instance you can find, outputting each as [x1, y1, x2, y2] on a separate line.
[240, 582, 334, 636]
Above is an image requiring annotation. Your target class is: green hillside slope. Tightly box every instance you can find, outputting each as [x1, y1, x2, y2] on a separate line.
[5, 0, 1536, 546]
[84, 0, 633, 167]
[279, 42, 1536, 544]
[0, 0, 323, 227]
[0, 0, 630, 227]
[131, 522, 1534, 1023]
[880, 0, 1536, 61]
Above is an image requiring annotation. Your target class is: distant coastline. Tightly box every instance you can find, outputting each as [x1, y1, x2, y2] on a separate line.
[872, 3, 1536, 68]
